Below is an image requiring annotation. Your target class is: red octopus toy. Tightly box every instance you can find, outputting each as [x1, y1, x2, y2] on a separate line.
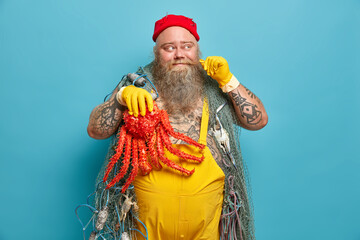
[103, 104, 205, 193]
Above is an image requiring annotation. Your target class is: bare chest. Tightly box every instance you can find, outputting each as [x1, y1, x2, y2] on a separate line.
[155, 97, 203, 144]
[154, 97, 223, 164]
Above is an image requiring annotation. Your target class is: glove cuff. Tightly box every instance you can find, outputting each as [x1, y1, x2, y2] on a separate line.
[116, 87, 127, 106]
[221, 75, 240, 93]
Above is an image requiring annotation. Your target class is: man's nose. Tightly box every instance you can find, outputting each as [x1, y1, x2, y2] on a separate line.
[174, 48, 184, 59]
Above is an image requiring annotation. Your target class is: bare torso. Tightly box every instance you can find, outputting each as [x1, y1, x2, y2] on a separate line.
[154, 96, 223, 165]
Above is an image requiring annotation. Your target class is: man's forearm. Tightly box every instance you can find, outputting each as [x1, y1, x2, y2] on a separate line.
[228, 84, 268, 130]
[87, 95, 124, 139]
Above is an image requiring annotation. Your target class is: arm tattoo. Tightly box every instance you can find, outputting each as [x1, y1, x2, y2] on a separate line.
[90, 98, 123, 136]
[244, 87, 257, 100]
[230, 90, 262, 125]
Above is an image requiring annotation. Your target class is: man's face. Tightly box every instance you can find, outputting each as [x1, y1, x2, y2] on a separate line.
[154, 26, 199, 70]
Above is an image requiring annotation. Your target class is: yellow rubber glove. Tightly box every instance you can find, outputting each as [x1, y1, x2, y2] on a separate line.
[200, 56, 233, 88]
[118, 85, 153, 117]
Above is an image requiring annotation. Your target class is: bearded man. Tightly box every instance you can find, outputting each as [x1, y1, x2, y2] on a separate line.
[87, 14, 267, 240]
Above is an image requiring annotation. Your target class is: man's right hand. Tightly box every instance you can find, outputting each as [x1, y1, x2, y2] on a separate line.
[117, 85, 153, 117]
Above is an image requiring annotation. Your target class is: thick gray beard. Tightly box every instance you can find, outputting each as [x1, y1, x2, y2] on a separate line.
[152, 58, 206, 115]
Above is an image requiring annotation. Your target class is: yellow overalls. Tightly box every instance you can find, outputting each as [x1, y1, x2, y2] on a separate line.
[133, 100, 225, 240]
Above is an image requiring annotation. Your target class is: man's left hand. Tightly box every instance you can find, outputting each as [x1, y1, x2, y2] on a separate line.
[200, 56, 233, 88]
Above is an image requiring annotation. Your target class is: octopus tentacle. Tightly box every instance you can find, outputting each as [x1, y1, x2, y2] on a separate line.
[160, 111, 205, 149]
[147, 132, 162, 169]
[158, 125, 204, 163]
[121, 138, 139, 193]
[106, 134, 132, 189]
[156, 126, 194, 176]
[138, 138, 152, 175]
[103, 127, 127, 182]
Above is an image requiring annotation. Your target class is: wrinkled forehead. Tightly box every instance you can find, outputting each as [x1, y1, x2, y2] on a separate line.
[155, 26, 197, 47]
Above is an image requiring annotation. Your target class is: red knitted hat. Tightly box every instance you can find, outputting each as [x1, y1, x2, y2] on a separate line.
[152, 14, 200, 42]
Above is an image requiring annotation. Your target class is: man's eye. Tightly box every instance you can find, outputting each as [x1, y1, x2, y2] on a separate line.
[165, 46, 175, 51]
[184, 45, 192, 49]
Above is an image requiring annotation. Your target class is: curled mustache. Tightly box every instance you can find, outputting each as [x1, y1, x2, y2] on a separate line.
[164, 59, 200, 70]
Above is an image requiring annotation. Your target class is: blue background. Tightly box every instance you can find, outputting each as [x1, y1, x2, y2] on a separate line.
[0, 0, 359, 239]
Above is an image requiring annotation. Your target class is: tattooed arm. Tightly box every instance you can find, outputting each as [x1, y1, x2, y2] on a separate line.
[87, 88, 126, 139]
[200, 56, 267, 130]
[229, 84, 268, 130]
